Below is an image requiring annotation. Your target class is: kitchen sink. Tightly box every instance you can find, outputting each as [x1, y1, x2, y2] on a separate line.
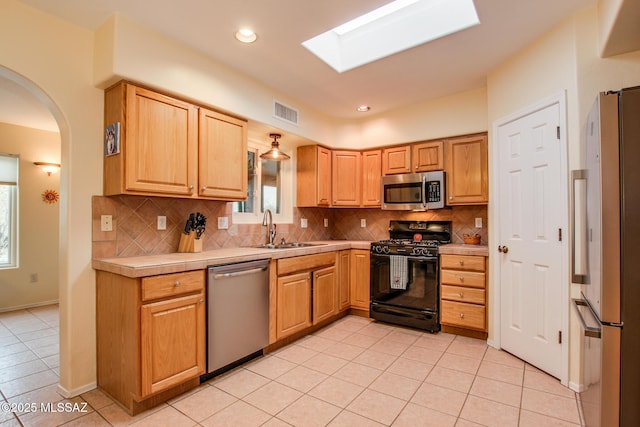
[253, 242, 326, 249]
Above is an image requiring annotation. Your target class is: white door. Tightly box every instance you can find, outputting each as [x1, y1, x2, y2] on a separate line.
[496, 101, 565, 379]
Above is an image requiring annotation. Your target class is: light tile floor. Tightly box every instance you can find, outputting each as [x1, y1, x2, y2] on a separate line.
[0, 305, 585, 426]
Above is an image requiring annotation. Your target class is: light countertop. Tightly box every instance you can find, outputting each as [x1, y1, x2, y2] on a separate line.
[92, 241, 490, 278]
[92, 241, 371, 278]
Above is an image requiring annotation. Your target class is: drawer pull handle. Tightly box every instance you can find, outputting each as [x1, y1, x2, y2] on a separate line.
[459, 276, 464, 282]
[459, 313, 465, 318]
[174, 281, 181, 287]
[459, 260, 464, 265]
[459, 292, 464, 298]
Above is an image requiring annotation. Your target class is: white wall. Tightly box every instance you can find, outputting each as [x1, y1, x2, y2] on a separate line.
[0, 123, 60, 311]
[335, 87, 488, 149]
[0, 0, 103, 396]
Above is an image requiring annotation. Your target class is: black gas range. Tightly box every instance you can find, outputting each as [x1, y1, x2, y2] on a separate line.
[370, 220, 451, 332]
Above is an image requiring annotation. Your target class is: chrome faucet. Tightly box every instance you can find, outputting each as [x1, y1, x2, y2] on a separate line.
[262, 209, 276, 245]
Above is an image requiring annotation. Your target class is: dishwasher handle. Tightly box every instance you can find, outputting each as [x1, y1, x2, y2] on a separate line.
[212, 266, 267, 279]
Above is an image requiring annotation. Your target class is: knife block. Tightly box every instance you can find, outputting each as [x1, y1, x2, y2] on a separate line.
[178, 232, 203, 253]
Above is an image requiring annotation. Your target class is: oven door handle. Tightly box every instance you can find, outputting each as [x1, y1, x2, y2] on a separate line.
[406, 256, 437, 262]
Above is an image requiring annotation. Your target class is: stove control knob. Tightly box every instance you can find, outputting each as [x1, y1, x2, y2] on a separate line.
[382, 246, 390, 254]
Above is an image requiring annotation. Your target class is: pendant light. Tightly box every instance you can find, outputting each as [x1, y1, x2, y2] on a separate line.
[260, 133, 290, 161]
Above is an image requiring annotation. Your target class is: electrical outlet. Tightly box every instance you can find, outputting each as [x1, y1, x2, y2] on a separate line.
[101, 215, 113, 232]
[360, 219, 366, 228]
[157, 216, 167, 230]
[323, 218, 329, 227]
[217, 217, 229, 230]
[301, 218, 308, 228]
[475, 217, 483, 228]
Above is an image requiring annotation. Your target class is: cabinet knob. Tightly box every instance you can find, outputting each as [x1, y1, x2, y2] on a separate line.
[459, 260, 464, 265]
[199, 299, 205, 304]
[459, 313, 465, 318]
[174, 281, 180, 287]
[459, 292, 464, 298]
[201, 186, 207, 191]
[459, 276, 464, 282]
[189, 185, 194, 191]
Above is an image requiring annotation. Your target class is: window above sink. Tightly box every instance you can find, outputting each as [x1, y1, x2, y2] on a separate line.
[232, 138, 293, 225]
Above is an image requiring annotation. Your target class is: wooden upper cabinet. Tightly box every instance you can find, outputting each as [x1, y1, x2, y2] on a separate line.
[362, 150, 382, 207]
[297, 145, 332, 207]
[332, 150, 361, 206]
[445, 134, 488, 205]
[104, 82, 199, 197]
[412, 141, 444, 172]
[198, 108, 248, 200]
[104, 81, 247, 201]
[382, 145, 411, 175]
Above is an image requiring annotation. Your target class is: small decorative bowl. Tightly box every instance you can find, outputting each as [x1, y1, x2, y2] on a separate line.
[463, 234, 481, 245]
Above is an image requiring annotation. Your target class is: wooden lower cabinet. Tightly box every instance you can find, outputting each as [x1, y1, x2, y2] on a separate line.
[349, 250, 370, 311]
[338, 250, 351, 311]
[276, 272, 312, 339]
[96, 270, 206, 415]
[313, 265, 338, 324]
[440, 254, 488, 336]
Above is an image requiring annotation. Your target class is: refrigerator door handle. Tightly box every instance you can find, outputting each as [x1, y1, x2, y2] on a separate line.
[571, 170, 588, 284]
[572, 298, 601, 338]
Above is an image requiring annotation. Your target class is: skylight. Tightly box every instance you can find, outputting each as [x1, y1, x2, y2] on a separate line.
[302, 0, 480, 73]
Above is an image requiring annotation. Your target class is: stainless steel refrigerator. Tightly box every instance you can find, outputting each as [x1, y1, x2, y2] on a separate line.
[572, 87, 640, 426]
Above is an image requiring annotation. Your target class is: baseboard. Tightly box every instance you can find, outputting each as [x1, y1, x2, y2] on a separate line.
[569, 381, 585, 393]
[0, 299, 59, 313]
[57, 381, 97, 398]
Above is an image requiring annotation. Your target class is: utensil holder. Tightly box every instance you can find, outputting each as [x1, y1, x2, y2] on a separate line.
[178, 232, 203, 253]
[463, 234, 481, 245]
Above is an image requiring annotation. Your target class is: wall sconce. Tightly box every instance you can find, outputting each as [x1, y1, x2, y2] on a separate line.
[33, 162, 61, 176]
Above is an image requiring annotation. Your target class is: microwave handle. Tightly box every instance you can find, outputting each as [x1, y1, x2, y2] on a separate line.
[421, 175, 427, 209]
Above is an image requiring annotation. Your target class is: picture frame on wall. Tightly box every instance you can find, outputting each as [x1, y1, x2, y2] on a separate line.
[104, 122, 120, 156]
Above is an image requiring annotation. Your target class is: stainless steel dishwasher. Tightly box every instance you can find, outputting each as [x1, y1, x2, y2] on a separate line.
[204, 259, 270, 379]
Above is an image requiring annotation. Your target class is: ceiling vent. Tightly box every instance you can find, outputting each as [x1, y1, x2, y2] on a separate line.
[273, 100, 299, 126]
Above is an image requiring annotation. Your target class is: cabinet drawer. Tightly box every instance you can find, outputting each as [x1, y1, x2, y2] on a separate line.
[277, 252, 336, 276]
[440, 255, 485, 272]
[441, 300, 485, 330]
[142, 270, 205, 301]
[440, 269, 485, 288]
[441, 285, 485, 304]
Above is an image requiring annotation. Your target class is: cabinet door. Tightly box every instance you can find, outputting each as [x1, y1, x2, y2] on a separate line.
[276, 272, 312, 340]
[338, 251, 351, 311]
[350, 250, 370, 310]
[317, 147, 332, 206]
[382, 145, 411, 175]
[199, 108, 248, 200]
[125, 84, 198, 196]
[140, 292, 205, 397]
[313, 265, 337, 325]
[412, 141, 444, 172]
[332, 151, 361, 206]
[445, 134, 488, 205]
[362, 150, 382, 207]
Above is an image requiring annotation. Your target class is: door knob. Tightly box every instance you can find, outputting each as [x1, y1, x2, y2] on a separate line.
[498, 245, 509, 253]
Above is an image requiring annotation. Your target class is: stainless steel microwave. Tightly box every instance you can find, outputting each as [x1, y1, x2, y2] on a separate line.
[381, 171, 445, 210]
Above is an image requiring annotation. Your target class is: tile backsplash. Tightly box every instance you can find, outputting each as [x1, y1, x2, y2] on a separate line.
[92, 195, 487, 258]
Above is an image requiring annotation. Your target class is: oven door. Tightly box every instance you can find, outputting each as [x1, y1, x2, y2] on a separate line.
[370, 253, 438, 312]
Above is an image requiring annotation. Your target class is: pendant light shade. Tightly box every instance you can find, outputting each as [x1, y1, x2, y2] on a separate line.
[260, 133, 290, 161]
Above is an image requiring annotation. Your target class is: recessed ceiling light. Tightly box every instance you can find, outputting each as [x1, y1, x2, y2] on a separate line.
[235, 28, 257, 43]
[302, 0, 480, 73]
[357, 105, 371, 112]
